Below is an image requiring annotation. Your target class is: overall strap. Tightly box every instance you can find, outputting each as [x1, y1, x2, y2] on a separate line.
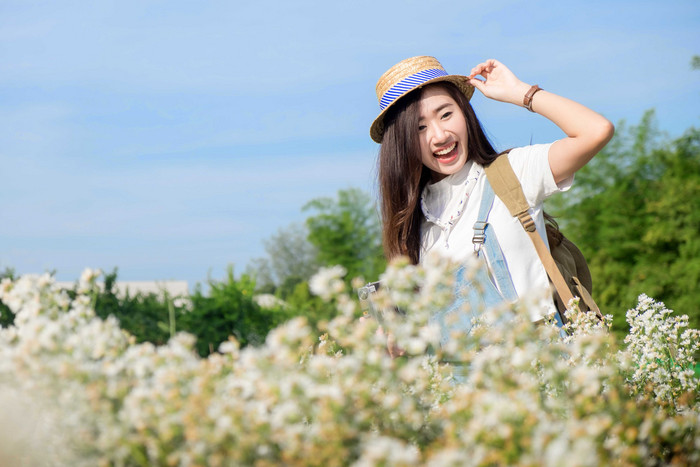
[484, 156, 576, 309]
[472, 179, 518, 302]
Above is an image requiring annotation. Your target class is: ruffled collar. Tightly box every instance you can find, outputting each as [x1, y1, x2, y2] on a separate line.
[421, 160, 481, 232]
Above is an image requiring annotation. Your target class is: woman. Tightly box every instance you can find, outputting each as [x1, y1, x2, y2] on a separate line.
[371, 56, 613, 336]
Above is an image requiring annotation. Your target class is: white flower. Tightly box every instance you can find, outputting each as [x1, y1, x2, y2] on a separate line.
[0, 266, 698, 465]
[309, 265, 347, 300]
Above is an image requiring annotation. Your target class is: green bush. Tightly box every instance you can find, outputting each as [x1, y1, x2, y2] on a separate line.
[0, 268, 14, 328]
[281, 279, 340, 331]
[181, 267, 293, 356]
[0, 267, 295, 357]
[93, 270, 173, 346]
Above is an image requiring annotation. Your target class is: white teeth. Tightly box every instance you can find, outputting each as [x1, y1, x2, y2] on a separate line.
[434, 142, 456, 156]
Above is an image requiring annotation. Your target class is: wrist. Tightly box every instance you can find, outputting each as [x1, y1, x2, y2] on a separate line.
[508, 82, 533, 106]
[523, 84, 543, 112]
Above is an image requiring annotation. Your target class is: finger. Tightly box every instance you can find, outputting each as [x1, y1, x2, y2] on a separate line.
[387, 342, 402, 358]
[471, 58, 498, 73]
[469, 62, 488, 78]
[472, 67, 491, 81]
[468, 77, 487, 94]
[476, 59, 499, 79]
[485, 61, 499, 75]
[388, 344, 406, 359]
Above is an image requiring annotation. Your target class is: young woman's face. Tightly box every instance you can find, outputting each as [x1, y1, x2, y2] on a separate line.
[417, 85, 469, 182]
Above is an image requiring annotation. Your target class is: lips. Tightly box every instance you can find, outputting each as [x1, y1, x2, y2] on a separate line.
[433, 142, 459, 163]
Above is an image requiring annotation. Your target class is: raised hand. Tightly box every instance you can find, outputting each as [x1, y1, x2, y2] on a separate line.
[467, 59, 531, 106]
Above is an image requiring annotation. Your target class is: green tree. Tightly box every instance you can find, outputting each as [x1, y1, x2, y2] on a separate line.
[303, 188, 386, 283]
[246, 223, 320, 294]
[547, 111, 700, 335]
[245, 188, 386, 331]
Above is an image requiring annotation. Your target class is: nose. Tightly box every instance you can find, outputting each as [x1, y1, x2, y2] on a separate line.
[428, 120, 449, 145]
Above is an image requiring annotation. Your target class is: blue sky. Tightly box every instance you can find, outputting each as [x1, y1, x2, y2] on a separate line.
[1, 0, 698, 287]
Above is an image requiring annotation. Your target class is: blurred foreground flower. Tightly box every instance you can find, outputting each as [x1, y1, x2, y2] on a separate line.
[0, 264, 697, 466]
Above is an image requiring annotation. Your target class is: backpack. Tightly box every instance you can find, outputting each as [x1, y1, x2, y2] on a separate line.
[484, 155, 603, 323]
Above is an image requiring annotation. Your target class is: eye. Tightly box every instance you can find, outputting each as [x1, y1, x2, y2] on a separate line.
[418, 124, 427, 132]
[441, 111, 452, 119]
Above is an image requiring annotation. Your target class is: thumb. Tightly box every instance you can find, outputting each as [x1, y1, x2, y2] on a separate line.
[468, 78, 487, 94]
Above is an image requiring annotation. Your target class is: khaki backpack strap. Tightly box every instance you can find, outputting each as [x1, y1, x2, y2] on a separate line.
[571, 277, 604, 321]
[484, 156, 576, 309]
[483, 156, 536, 232]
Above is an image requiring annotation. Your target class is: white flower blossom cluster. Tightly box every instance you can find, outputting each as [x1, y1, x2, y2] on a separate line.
[620, 294, 700, 410]
[0, 265, 698, 466]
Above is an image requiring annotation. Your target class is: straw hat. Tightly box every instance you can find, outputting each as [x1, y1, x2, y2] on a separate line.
[370, 56, 474, 143]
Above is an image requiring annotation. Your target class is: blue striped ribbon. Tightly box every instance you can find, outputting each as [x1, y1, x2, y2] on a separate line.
[379, 68, 448, 110]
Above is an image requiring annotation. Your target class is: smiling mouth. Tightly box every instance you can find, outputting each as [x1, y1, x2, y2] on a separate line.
[433, 142, 458, 160]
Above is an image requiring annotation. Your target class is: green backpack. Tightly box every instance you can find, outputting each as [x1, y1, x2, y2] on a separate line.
[484, 155, 603, 323]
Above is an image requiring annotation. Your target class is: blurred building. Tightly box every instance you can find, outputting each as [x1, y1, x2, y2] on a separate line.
[55, 280, 189, 298]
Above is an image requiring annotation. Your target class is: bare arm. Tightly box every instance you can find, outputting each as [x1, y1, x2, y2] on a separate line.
[468, 59, 614, 183]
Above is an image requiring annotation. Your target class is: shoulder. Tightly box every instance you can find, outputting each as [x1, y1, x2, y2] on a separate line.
[504, 143, 556, 187]
[505, 143, 553, 176]
[501, 142, 567, 205]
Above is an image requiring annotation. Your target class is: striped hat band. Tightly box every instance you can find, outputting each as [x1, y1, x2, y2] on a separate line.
[379, 68, 448, 110]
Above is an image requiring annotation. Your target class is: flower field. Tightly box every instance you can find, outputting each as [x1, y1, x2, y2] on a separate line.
[0, 259, 698, 466]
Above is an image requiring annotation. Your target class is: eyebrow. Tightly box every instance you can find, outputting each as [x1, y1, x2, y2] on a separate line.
[418, 102, 454, 121]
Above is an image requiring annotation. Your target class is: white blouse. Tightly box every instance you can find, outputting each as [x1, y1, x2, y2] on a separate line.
[420, 143, 573, 321]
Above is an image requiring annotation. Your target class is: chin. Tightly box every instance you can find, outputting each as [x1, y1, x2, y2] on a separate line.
[444, 158, 467, 174]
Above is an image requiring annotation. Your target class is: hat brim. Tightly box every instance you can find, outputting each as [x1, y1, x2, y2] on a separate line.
[370, 74, 474, 144]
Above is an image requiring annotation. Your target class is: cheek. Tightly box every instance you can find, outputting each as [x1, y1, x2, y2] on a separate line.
[419, 139, 431, 160]
[458, 119, 469, 141]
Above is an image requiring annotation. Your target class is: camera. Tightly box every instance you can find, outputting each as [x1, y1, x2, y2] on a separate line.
[357, 280, 405, 324]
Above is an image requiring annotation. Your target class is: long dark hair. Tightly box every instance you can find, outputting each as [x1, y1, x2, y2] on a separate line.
[378, 82, 499, 264]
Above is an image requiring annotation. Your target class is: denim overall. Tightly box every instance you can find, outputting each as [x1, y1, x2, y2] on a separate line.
[428, 180, 565, 382]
